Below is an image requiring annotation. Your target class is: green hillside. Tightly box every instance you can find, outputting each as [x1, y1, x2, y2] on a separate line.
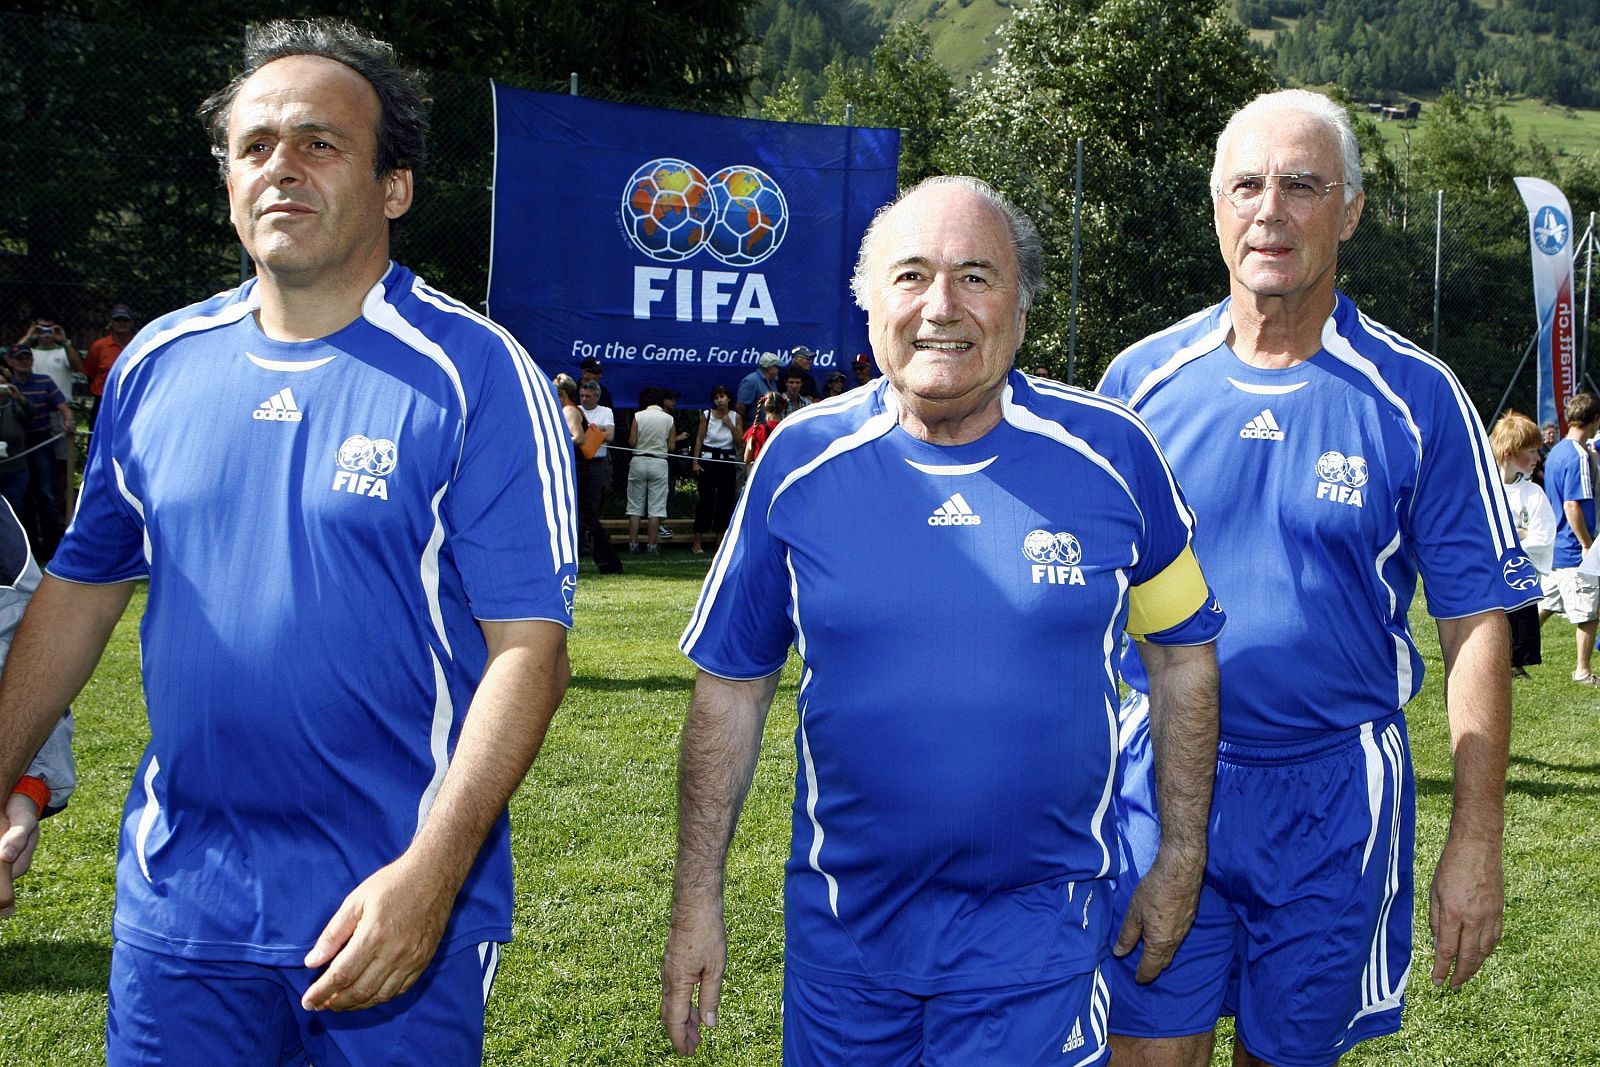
[821, 0, 1600, 159]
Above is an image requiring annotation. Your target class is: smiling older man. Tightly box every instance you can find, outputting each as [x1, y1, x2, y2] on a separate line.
[1098, 90, 1534, 1067]
[661, 176, 1225, 1065]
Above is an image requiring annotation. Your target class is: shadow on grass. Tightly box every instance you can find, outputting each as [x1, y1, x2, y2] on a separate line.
[1508, 754, 1600, 775]
[568, 673, 697, 694]
[1417, 775, 1600, 798]
[0, 938, 110, 992]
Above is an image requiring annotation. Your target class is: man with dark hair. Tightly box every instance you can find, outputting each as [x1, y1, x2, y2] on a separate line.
[1540, 391, 1600, 685]
[14, 318, 80, 530]
[851, 352, 875, 386]
[0, 19, 575, 1064]
[3, 345, 72, 560]
[785, 345, 819, 399]
[580, 355, 614, 408]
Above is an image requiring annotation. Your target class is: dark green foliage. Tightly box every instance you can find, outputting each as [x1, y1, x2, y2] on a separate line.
[954, 0, 1276, 380]
[0, 1, 758, 329]
[761, 22, 958, 186]
[1269, 0, 1600, 107]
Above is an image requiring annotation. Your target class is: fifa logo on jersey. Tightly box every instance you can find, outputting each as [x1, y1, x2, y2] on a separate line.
[332, 434, 397, 500]
[1023, 529, 1086, 585]
[1314, 450, 1367, 507]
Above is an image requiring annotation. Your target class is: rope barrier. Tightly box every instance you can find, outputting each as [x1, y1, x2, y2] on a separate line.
[587, 443, 748, 467]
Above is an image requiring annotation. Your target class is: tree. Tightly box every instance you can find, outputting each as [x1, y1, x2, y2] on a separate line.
[758, 22, 957, 187]
[952, 0, 1275, 379]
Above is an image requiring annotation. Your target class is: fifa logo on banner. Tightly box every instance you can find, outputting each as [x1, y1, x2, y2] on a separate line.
[620, 158, 787, 324]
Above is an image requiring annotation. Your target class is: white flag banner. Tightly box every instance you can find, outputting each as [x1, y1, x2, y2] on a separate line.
[1514, 177, 1578, 432]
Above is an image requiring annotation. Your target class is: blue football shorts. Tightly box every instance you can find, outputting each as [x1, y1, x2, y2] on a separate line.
[783, 964, 1110, 1067]
[1107, 693, 1414, 1067]
[107, 938, 502, 1066]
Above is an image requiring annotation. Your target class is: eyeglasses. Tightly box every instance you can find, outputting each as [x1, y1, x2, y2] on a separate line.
[1217, 173, 1348, 208]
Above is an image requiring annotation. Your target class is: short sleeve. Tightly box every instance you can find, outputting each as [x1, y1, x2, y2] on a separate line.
[679, 441, 795, 679]
[1554, 441, 1593, 504]
[50, 369, 148, 584]
[1119, 413, 1225, 647]
[1408, 373, 1539, 616]
[443, 343, 577, 626]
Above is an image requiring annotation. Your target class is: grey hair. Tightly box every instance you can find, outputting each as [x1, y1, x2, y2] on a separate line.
[198, 19, 430, 185]
[1211, 89, 1363, 203]
[849, 175, 1046, 312]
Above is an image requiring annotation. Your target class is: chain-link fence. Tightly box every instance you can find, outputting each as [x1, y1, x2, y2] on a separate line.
[3, 11, 1591, 425]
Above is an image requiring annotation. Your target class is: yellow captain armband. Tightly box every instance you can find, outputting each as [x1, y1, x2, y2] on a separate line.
[1126, 545, 1209, 641]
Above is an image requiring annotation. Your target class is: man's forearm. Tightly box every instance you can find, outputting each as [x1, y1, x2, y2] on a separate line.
[1141, 641, 1220, 860]
[403, 620, 569, 888]
[1436, 611, 1510, 841]
[1565, 501, 1593, 551]
[0, 576, 132, 790]
[672, 671, 779, 907]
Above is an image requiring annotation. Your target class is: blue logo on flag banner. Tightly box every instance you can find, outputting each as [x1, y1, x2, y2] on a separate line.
[488, 85, 900, 408]
[1533, 205, 1569, 255]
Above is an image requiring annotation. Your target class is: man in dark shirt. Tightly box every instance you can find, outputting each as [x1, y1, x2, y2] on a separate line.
[3, 348, 72, 560]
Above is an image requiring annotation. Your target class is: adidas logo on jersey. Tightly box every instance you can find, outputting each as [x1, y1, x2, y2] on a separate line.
[1061, 1018, 1086, 1054]
[928, 493, 982, 526]
[1239, 408, 1284, 441]
[254, 387, 303, 422]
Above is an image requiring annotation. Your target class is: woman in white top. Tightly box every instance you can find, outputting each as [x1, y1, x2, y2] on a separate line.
[691, 385, 742, 554]
[1492, 409, 1555, 678]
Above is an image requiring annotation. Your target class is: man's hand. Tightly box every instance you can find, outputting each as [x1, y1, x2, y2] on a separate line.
[0, 792, 42, 917]
[301, 852, 459, 1012]
[660, 898, 727, 1056]
[1431, 610, 1511, 992]
[1430, 833, 1503, 990]
[1112, 846, 1205, 984]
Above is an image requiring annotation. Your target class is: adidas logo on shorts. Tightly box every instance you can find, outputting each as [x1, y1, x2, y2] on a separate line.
[928, 492, 981, 526]
[1240, 408, 1284, 441]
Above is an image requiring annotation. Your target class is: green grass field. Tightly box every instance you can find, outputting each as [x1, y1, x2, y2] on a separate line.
[2, 559, 1599, 1064]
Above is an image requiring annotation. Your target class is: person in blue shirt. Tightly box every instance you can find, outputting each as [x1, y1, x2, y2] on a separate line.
[735, 350, 782, 426]
[1538, 391, 1600, 684]
[0, 19, 575, 1065]
[1098, 89, 1533, 1067]
[661, 176, 1224, 1066]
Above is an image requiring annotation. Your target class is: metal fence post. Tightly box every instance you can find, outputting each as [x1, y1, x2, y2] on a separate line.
[1433, 189, 1443, 357]
[1066, 137, 1083, 385]
[569, 72, 578, 96]
[1584, 212, 1595, 388]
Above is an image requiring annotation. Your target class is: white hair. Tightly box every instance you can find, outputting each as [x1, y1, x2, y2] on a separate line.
[849, 175, 1045, 312]
[1211, 89, 1363, 203]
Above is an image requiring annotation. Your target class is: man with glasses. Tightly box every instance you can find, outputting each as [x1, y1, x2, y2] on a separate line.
[1098, 90, 1530, 1066]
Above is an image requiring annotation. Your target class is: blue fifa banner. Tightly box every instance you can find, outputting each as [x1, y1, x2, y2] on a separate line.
[488, 85, 900, 408]
[1513, 177, 1579, 434]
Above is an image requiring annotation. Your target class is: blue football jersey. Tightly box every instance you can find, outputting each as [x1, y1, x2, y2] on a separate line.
[1543, 438, 1595, 568]
[1099, 293, 1538, 741]
[681, 371, 1223, 994]
[52, 264, 578, 964]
